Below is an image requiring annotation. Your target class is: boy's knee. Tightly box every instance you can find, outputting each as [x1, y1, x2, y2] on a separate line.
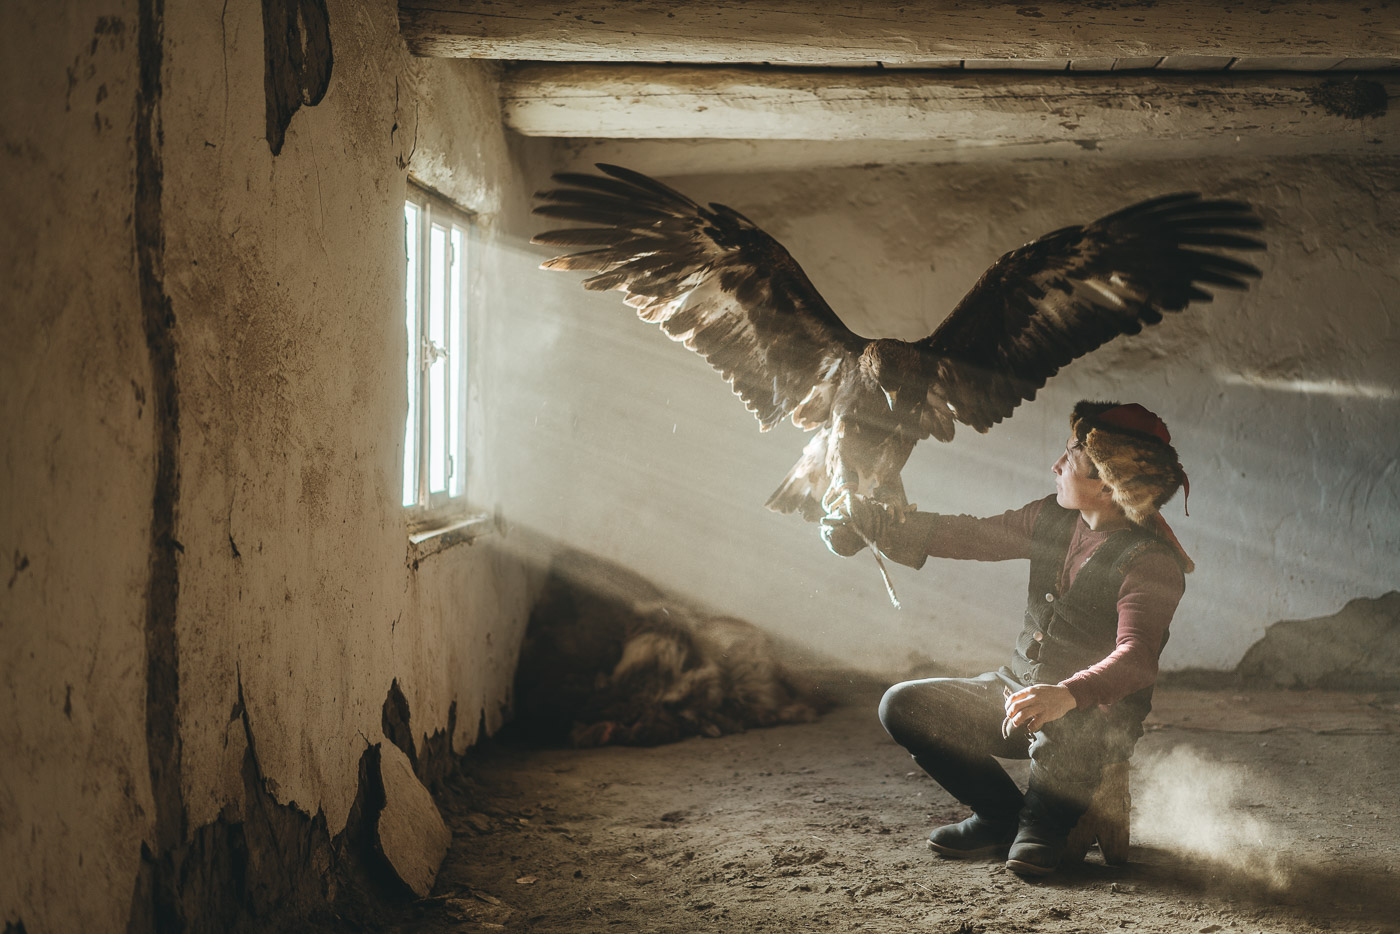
[877, 680, 919, 739]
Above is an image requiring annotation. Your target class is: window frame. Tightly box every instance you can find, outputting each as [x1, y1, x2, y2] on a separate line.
[402, 182, 476, 533]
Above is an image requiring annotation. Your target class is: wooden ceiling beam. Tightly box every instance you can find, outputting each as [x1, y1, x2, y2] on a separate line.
[502, 65, 1398, 148]
[401, 1, 1400, 63]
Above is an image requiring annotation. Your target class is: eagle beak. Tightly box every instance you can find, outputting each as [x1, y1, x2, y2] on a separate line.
[883, 388, 898, 411]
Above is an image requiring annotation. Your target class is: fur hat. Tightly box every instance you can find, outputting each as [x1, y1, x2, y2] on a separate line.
[1070, 401, 1188, 526]
[1070, 401, 1193, 572]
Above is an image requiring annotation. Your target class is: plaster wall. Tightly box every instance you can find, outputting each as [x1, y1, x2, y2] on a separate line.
[162, 0, 542, 870]
[1, 6, 156, 932]
[502, 146, 1400, 676]
[3, 2, 545, 931]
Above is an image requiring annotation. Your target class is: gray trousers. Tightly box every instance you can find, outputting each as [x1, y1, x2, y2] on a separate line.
[878, 671, 1140, 825]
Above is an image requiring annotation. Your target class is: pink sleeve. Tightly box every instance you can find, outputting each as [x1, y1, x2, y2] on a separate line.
[1061, 549, 1185, 709]
[921, 499, 1045, 562]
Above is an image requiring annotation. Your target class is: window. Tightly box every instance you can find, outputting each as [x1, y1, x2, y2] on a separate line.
[402, 184, 472, 525]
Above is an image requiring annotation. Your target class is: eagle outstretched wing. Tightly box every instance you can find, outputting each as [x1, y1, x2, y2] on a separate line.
[533, 164, 863, 432]
[919, 193, 1265, 434]
[535, 169, 1266, 607]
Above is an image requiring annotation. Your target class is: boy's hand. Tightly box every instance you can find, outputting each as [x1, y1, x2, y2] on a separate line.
[820, 495, 895, 557]
[819, 511, 867, 557]
[1003, 683, 1078, 733]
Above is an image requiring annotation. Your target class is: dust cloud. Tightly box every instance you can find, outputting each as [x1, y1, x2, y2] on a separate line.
[1131, 745, 1294, 890]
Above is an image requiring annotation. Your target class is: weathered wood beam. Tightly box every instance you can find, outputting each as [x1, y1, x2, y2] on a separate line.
[502, 66, 1398, 148]
[400, 1, 1400, 63]
[546, 133, 1380, 176]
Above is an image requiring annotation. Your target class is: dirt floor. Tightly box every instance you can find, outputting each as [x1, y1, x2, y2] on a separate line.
[382, 677, 1400, 934]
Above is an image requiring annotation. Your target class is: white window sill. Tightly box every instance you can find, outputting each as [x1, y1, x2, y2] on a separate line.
[407, 512, 496, 564]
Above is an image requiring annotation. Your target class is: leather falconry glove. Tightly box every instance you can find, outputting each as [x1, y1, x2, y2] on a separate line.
[820, 506, 939, 570]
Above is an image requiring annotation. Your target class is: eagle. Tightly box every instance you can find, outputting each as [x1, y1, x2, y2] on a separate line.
[533, 165, 1264, 602]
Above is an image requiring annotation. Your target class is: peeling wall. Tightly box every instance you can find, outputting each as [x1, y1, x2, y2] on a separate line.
[503, 144, 1400, 677]
[3, 2, 545, 932]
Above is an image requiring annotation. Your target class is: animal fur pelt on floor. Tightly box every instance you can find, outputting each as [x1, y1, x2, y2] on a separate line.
[512, 550, 824, 748]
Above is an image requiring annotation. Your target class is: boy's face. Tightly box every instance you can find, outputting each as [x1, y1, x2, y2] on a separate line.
[1053, 435, 1116, 513]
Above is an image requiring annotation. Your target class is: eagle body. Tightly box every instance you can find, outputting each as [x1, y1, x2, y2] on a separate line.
[766, 341, 931, 520]
[533, 165, 1264, 539]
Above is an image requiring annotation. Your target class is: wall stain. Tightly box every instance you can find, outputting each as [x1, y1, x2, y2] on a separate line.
[261, 0, 333, 155]
[298, 455, 331, 522]
[1307, 78, 1389, 120]
[132, 0, 187, 930]
[64, 16, 126, 113]
[131, 379, 147, 419]
[7, 551, 29, 589]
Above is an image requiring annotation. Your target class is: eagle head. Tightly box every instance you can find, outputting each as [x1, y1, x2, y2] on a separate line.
[861, 340, 921, 412]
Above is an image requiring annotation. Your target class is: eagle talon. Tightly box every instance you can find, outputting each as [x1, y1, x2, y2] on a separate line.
[822, 482, 859, 516]
[832, 492, 896, 546]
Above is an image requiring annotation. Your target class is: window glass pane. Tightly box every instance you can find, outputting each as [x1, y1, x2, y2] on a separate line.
[449, 226, 464, 498]
[428, 224, 448, 494]
[403, 188, 472, 518]
[402, 202, 419, 507]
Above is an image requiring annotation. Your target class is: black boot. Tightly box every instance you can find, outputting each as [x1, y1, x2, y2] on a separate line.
[914, 752, 1024, 860]
[1005, 785, 1087, 877]
[928, 814, 1018, 858]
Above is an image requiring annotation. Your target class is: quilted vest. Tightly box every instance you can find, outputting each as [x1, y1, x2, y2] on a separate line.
[1008, 496, 1174, 724]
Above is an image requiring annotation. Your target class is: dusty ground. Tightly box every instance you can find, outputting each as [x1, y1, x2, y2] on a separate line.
[385, 678, 1400, 934]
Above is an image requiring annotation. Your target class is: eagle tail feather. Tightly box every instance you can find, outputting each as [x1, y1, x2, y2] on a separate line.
[764, 476, 826, 522]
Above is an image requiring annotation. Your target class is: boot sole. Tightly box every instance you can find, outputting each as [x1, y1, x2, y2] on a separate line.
[927, 839, 1009, 859]
[1005, 857, 1056, 877]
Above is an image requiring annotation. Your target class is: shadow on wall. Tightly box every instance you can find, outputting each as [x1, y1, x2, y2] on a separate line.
[509, 547, 828, 748]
